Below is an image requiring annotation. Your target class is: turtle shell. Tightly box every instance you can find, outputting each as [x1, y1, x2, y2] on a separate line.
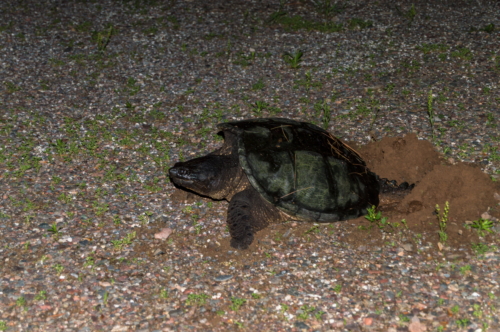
[218, 118, 379, 222]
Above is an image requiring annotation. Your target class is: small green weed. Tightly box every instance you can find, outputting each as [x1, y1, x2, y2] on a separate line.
[252, 78, 265, 91]
[92, 201, 109, 216]
[314, 0, 344, 17]
[102, 291, 109, 305]
[186, 293, 209, 306]
[58, 192, 72, 204]
[139, 211, 153, 225]
[233, 51, 256, 66]
[92, 24, 116, 52]
[35, 290, 47, 301]
[47, 223, 60, 236]
[84, 255, 95, 268]
[252, 100, 269, 116]
[304, 225, 320, 234]
[348, 18, 373, 30]
[471, 23, 495, 33]
[385, 83, 395, 95]
[450, 304, 460, 314]
[456, 318, 470, 328]
[111, 231, 136, 250]
[364, 206, 391, 230]
[404, 4, 417, 24]
[472, 303, 483, 318]
[312, 99, 331, 129]
[297, 304, 316, 320]
[160, 289, 168, 299]
[143, 26, 158, 35]
[280, 303, 289, 314]
[332, 284, 342, 293]
[486, 113, 496, 127]
[113, 215, 121, 225]
[427, 89, 435, 139]
[4, 81, 22, 93]
[191, 214, 202, 234]
[282, 50, 303, 69]
[470, 218, 494, 237]
[49, 58, 65, 66]
[125, 77, 141, 96]
[451, 47, 473, 61]
[438, 53, 447, 61]
[471, 242, 492, 256]
[74, 21, 92, 33]
[480, 23, 495, 33]
[459, 265, 471, 275]
[39, 255, 49, 265]
[230, 297, 246, 311]
[167, 15, 180, 29]
[0, 21, 13, 33]
[417, 43, 448, 54]
[402, 60, 421, 73]
[435, 201, 449, 245]
[322, 103, 331, 129]
[315, 310, 326, 320]
[53, 263, 64, 275]
[296, 71, 322, 91]
[16, 296, 27, 307]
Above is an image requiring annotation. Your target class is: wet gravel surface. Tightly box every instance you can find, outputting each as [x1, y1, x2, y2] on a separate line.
[1, 0, 500, 331]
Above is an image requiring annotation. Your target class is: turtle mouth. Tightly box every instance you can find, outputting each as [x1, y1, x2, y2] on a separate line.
[172, 178, 194, 188]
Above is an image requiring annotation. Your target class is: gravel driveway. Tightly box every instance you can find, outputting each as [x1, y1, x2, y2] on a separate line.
[1, 0, 500, 331]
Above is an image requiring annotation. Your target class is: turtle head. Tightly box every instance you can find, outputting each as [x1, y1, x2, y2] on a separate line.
[169, 154, 234, 198]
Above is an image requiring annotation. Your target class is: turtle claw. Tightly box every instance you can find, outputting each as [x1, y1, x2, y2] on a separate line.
[230, 234, 253, 250]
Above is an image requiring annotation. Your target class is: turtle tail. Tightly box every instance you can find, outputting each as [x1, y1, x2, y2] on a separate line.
[377, 176, 415, 194]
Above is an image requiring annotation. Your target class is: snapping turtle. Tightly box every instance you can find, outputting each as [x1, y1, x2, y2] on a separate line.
[169, 118, 402, 249]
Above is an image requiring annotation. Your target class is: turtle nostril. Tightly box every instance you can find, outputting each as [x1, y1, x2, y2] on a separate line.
[169, 167, 182, 177]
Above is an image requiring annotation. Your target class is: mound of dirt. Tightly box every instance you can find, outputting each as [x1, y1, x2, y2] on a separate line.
[359, 133, 442, 184]
[348, 133, 500, 249]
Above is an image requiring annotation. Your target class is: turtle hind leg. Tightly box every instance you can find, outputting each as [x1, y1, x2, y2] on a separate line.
[378, 177, 415, 194]
[227, 188, 283, 249]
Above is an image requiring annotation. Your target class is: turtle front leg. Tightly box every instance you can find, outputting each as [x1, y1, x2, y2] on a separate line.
[227, 189, 258, 249]
[227, 188, 285, 249]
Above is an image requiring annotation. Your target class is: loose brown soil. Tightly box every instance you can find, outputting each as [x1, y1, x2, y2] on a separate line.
[349, 133, 500, 249]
